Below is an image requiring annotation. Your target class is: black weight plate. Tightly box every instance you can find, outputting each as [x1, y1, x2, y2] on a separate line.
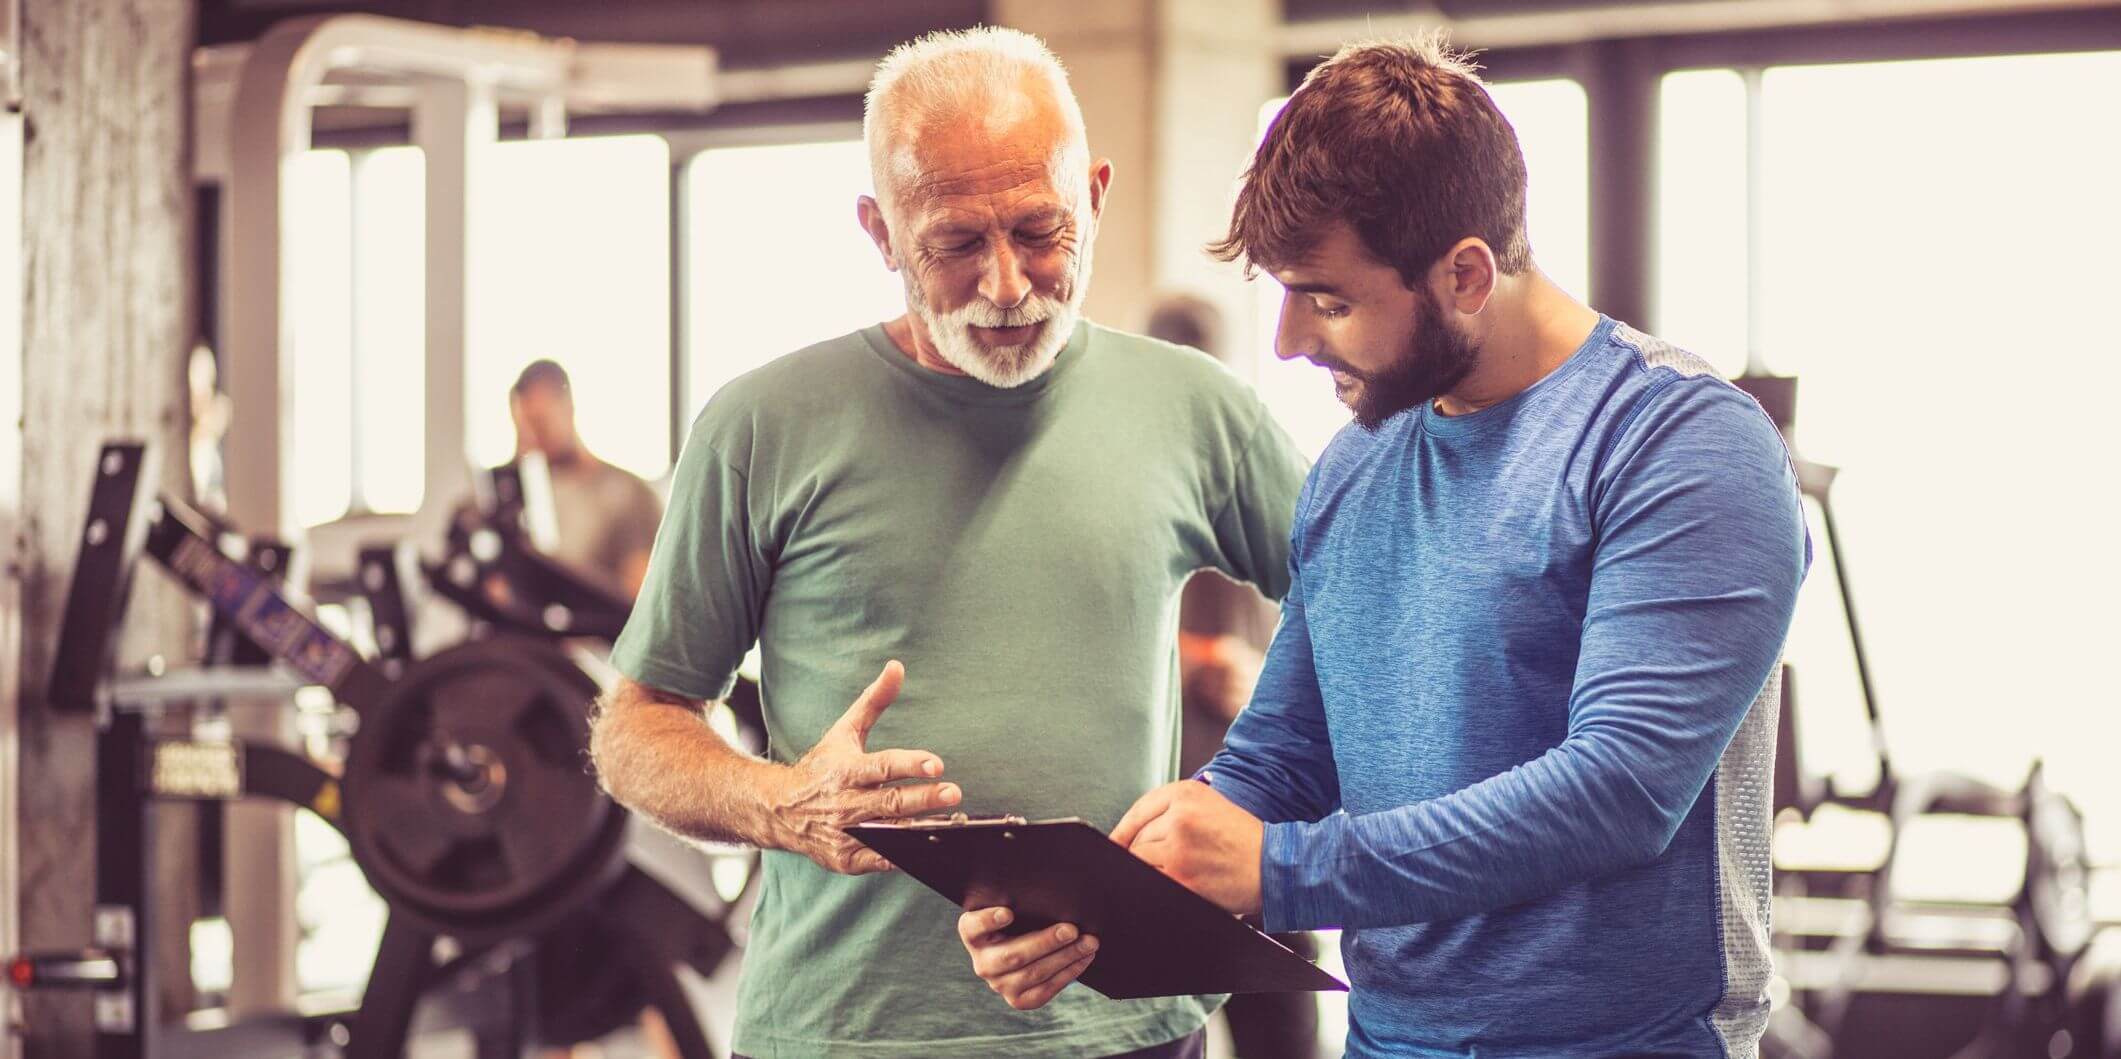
[343, 638, 628, 940]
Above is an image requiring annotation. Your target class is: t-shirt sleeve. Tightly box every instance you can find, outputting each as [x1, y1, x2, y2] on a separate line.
[1207, 401, 1309, 603]
[608, 415, 771, 702]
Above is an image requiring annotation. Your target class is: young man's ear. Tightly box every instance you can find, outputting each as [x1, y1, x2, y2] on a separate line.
[1435, 237, 1498, 316]
[857, 195, 899, 271]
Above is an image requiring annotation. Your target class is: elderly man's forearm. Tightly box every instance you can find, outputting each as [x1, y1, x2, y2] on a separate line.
[591, 698, 786, 847]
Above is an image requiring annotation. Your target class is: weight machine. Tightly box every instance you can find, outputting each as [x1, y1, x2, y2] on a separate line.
[4, 442, 736, 1058]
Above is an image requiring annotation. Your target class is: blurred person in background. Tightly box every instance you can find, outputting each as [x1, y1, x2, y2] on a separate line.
[506, 358, 663, 599]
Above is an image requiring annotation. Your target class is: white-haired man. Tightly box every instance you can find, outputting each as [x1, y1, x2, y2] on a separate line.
[589, 27, 1308, 1059]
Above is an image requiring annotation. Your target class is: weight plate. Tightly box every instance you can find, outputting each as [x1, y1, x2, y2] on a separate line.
[343, 638, 627, 940]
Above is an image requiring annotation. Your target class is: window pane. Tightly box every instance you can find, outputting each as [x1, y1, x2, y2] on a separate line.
[352, 147, 425, 513]
[684, 139, 905, 414]
[1656, 69, 1750, 375]
[1489, 79, 1589, 305]
[287, 150, 354, 528]
[1758, 51, 2121, 858]
[467, 135, 672, 480]
[1253, 81, 1588, 459]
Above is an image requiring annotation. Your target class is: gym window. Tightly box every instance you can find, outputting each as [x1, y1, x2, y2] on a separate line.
[680, 138, 904, 418]
[283, 146, 428, 528]
[285, 134, 674, 532]
[466, 133, 674, 482]
[1655, 49, 2121, 873]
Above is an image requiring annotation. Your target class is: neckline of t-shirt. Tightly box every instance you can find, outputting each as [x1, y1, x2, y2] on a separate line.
[858, 318, 1090, 405]
[1419, 314, 1616, 438]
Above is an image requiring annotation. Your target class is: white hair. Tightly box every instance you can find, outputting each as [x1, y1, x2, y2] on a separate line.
[862, 26, 1089, 208]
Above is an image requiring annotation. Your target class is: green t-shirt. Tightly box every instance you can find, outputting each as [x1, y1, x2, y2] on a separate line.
[610, 319, 1307, 1059]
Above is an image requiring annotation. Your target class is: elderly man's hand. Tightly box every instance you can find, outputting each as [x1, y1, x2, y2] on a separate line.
[763, 661, 961, 874]
[1111, 781, 1265, 916]
[957, 906, 1100, 1010]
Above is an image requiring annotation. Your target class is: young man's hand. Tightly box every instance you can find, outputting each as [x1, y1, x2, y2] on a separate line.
[1112, 780, 1265, 916]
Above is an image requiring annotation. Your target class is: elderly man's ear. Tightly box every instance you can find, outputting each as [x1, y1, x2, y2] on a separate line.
[1087, 158, 1113, 220]
[856, 195, 899, 272]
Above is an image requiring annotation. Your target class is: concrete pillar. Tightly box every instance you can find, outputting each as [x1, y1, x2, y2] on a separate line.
[13, 0, 195, 1053]
[412, 77, 492, 543]
[993, 0, 1279, 372]
[0, 71, 24, 1059]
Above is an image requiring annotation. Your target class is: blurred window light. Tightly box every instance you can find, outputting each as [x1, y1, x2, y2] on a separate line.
[1656, 69, 1751, 375]
[683, 138, 906, 416]
[467, 134, 673, 481]
[284, 148, 426, 525]
[287, 150, 355, 528]
[1252, 80, 1590, 459]
[1663, 51, 2121, 861]
[351, 147, 426, 515]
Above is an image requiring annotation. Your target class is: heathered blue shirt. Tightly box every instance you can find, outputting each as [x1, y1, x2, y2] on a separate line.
[1205, 317, 1808, 1059]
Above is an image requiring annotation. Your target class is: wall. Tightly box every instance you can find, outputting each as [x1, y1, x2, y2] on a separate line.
[12, 0, 194, 1052]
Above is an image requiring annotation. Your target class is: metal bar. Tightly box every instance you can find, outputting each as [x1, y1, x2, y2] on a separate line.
[4, 954, 122, 988]
[1580, 38, 1659, 328]
[356, 544, 416, 680]
[48, 443, 156, 714]
[141, 496, 393, 713]
[345, 916, 435, 1059]
[347, 149, 371, 514]
[1651, 6, 2121, 71]
[1742, 65, 1766, 376]
[606, 865, 737, 978]
[669, 155, 691, 468]
[1814, 487, 1890, 766]
[204, 536, 291, 668]
[0, 106, 22, 1059]
[1278, 2, 2121, 60]
[238, 745, 343, 833]
[413, 76, 492, 543]
[94, 713, 152, 1059]
[630, 948, 718, 1059]
[105, 666, 310, 707]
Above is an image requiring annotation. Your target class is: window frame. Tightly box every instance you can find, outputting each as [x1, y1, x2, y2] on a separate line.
[1279, 7, 2121, 339]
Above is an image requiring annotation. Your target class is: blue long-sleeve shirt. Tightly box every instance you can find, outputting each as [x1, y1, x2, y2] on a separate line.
[1205, 318, 1808, 1058]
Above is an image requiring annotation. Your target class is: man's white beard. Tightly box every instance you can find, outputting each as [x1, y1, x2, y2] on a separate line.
[904, 243, 1094, 389]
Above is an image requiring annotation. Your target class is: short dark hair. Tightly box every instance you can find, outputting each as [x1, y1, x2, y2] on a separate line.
[1210, 34, 1532, 287]
[510, 359, 571, 400]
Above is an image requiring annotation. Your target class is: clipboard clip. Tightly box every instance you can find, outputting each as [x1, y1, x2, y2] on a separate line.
[863, 812, 1029, 829]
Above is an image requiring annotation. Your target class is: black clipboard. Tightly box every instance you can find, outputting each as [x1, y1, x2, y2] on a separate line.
[848, 815, 1348, 999]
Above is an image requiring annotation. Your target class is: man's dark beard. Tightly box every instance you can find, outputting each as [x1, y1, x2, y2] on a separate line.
[1333, 291, 1481, 430]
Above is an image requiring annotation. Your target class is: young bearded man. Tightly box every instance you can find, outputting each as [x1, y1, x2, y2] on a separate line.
[961, 35, 1809, 1059]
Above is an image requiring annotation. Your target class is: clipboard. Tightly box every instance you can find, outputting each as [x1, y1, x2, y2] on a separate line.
[848, 814, 1348, 1000]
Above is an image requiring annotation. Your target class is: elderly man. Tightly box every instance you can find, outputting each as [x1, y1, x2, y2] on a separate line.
[589, 27, 1307, 1059]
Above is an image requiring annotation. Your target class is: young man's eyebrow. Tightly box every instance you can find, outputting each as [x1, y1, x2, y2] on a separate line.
[1281, 281, 1347, 297]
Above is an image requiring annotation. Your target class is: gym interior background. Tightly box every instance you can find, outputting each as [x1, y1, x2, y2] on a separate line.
[2, 0, 2119, 1056]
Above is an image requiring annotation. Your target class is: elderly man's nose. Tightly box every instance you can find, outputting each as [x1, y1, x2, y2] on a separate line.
[980, 241, 1032, 309]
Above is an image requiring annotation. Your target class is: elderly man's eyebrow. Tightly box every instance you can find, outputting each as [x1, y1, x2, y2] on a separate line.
[1013, 207, 1069, 229]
